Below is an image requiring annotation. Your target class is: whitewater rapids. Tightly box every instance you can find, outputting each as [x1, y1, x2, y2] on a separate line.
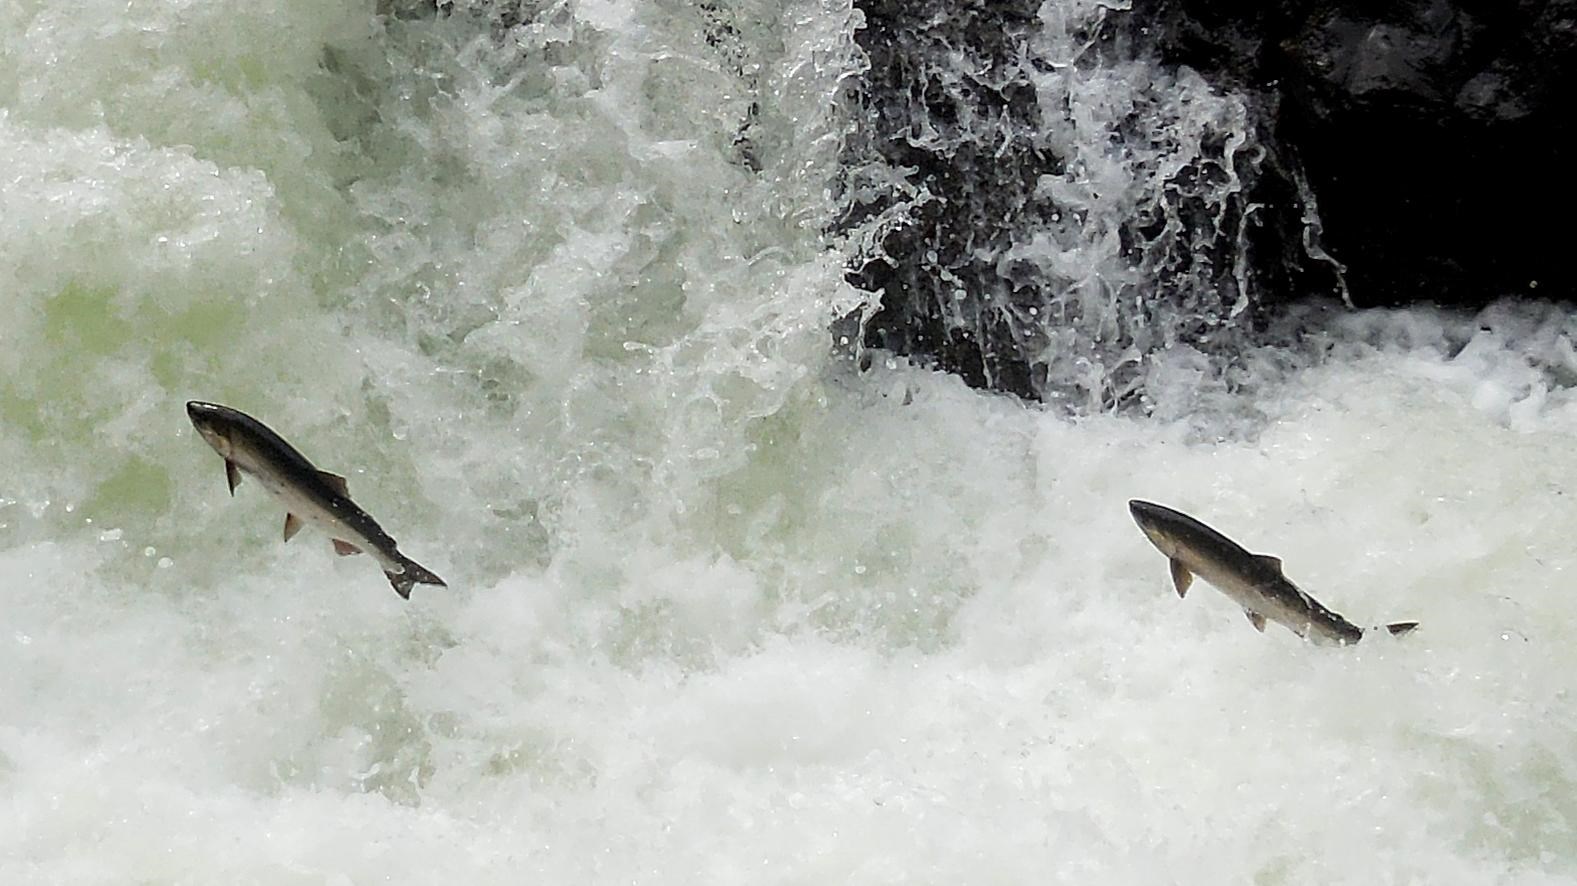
[2, 1, 1575, 882]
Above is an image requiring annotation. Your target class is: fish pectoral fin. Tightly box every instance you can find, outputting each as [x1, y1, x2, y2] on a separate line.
[1245, 610, 1267, 632]
[283, 513, 303, 542]
[318, 471, 349, 497]
[225, 460, 241, 496]
[332, 538, 363, 557]
[1168, 558, 1194, 598]
[1252, 553, 1284, 574]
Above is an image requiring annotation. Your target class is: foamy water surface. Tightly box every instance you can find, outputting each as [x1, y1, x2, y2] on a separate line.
[2, 1, 1576, 883]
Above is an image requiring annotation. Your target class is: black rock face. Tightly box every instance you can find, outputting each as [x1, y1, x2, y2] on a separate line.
[839, 0, 1056, 398]
[1144, 0, 1577, 307]
[840, 0, 1296, 404]
[843, 0, 1577, 400]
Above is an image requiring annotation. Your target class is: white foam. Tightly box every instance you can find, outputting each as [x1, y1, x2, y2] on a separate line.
[3, 1, 1576, 882]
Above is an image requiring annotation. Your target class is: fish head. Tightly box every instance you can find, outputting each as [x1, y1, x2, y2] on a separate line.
[1128, 499, 1184, 557]
[186, 400, 240, 458]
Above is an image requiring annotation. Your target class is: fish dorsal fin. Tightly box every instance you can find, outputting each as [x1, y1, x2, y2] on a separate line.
[225, 460, 241, 496]
[283, 513, 303, 542]
[1245, 609, 1267, 632]
[1169, 558, 1194, 598]
[318, 471, 349, 497]
[332, 538, 363, 557]
[1253, 554, 1284, 574]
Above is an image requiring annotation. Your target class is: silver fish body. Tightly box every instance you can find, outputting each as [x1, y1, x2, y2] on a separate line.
[1128, 499, 1415, 645]
[186, 401, 446, 599]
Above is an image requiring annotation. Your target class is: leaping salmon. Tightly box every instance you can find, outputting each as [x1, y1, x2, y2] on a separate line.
[186, 400, 447, 599]
[1128, 499, 1416, 645]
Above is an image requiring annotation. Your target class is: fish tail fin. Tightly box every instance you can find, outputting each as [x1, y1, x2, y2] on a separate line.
[387, 555, 447, 600]
[1384, 621, 1420, 637]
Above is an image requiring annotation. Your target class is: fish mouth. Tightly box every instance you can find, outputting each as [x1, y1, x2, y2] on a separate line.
[1128, 499, 1172, 528]
[186, 401, 232, 455]
[1128, 499, 1182, 554]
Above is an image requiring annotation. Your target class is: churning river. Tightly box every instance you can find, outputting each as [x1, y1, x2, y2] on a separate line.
[3, 1, 1576, 882]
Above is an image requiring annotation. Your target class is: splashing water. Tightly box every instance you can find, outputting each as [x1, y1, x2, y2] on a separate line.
[843, 0, 1292, 408]
[2, 1, 1577, 882]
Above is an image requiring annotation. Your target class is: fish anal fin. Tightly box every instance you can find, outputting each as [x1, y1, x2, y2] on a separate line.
[1169, 558, 1194, 598]
[319, 471, 349, 497]
[332, 539, 363, 557]
[225, 460, 241, 496]
[1253, 554, 1284, 574]
[283, 513, 303, 542]
[1245, 610, 1267, 632]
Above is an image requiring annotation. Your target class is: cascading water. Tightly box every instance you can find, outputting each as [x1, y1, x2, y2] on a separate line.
[2, 1, 1576, 882]
[842, 0, 1318, 410]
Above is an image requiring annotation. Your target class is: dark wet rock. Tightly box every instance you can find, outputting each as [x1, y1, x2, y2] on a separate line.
[1138, 0, 1577, 307]
[842, 0, 1577, 400]
[839, 0, 1057, 398]
[839, 0, 1297, 403]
